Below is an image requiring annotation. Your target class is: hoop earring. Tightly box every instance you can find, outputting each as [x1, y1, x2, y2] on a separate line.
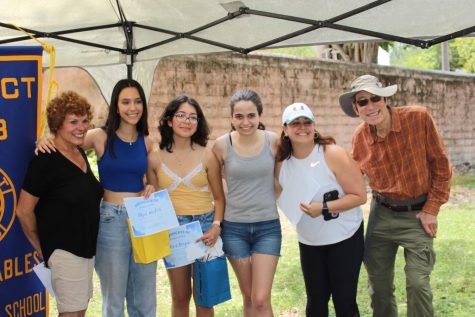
[314, 130, 319, 141]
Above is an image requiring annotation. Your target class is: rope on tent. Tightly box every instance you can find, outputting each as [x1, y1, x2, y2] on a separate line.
[9, 23, 58, 137]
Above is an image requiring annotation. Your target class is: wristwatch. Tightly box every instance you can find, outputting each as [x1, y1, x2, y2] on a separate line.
[322, 201, 330, 217]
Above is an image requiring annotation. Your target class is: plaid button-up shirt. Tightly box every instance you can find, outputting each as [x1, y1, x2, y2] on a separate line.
[352, 106, 452, 215]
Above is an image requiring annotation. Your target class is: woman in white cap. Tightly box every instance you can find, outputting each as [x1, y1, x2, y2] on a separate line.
[212, 89, 281, 317]
[275, 103, 366, 317]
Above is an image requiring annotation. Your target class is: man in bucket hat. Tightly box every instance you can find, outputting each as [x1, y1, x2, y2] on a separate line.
[340, 74, 452, 317]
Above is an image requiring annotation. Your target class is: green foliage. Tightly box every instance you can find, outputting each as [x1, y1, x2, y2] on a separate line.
[390, 38, 475, 73]
[379, 41, 394, 52]
[450, 38, 475, 73]
[86, 149, 99, 179]
[390, 43, 441, 70]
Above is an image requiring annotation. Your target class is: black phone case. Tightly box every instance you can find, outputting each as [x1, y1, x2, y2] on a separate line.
[323, 190, 339, 221]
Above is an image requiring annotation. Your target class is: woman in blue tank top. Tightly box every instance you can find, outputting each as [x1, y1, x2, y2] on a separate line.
[212, 89, 281, 317]
[36, 79, 157, 317]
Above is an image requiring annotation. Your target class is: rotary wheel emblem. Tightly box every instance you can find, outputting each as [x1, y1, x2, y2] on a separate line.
[0, 168, 16, 241]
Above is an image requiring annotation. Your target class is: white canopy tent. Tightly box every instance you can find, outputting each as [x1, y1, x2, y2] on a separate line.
[1, 0, 474, 100]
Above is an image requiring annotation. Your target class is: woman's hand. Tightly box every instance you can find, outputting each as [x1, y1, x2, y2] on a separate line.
[299, 201, 324, 218]
[35, 137, 56, 155]
[197, 224, 221, 247]
[36, 249, 44, 263]
[141, 184, 155, 199]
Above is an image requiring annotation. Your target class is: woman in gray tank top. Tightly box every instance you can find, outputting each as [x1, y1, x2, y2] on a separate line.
[212, 89, 281, 317]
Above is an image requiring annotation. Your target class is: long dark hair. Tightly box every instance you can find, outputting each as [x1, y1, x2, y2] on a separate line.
[104, 79, 149, 158]
[229, 89, 266, 131]
[276, 129, 336, 161]
[159, 95, 210, 152]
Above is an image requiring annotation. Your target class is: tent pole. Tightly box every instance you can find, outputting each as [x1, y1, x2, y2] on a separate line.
[127, 64, 133, 80]
[441, 41, 449, 71]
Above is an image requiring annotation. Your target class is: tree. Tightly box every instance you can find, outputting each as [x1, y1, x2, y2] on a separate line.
[450, 38, 475, 73]
[329, 43, 379, 63]
[390, 43, 441, 70]
[389, 38, 475, 73]
[263, 42, 380, 63]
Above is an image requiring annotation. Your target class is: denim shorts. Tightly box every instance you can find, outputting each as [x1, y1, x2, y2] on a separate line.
[177, 210, 214, 234]
[221, 218, 282, 259]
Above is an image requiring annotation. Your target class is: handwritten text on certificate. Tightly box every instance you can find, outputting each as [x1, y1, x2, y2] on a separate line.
[124, 190, 179, 237]
[164, 221, 207, 269]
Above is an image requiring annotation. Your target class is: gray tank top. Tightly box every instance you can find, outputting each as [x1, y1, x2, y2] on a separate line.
[224, 131, 278, 223]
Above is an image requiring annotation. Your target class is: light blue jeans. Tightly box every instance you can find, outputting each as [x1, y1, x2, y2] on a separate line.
[95, 201, 157, 317]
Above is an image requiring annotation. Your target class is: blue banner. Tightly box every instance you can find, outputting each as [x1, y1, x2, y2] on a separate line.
[0, 46, 48, 317]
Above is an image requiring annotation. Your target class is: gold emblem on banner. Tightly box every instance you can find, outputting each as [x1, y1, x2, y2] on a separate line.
[0, 168, 16, 241]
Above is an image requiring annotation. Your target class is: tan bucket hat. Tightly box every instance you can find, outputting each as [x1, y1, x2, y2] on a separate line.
[339, 75, 397, 117]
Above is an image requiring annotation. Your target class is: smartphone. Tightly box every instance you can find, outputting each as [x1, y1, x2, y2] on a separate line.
[323, 190, 339, 221]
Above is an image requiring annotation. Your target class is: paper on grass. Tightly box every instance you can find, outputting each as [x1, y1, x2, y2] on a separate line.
[124, 190, 179, 237]
[164, 221, 207, 269]
[33, 262, 55, 298]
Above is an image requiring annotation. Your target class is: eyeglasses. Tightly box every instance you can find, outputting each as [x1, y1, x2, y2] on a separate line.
[355, 95, 382, 107]
[174, 112, 199, 124]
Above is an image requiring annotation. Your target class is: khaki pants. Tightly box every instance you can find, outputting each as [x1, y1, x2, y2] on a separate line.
[364, 199, 435, 317]
[48, 249, 94, 313]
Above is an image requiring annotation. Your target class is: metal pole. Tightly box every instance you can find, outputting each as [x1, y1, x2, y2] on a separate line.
[127, 64, 133, 80]
[441, 41, 449, 71]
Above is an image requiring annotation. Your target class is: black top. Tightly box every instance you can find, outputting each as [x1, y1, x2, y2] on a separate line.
[22, 149, 103, 263]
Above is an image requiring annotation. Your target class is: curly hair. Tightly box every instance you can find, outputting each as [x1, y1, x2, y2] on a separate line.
[159, 95, 210, 152]
[47, 91, 93, 134]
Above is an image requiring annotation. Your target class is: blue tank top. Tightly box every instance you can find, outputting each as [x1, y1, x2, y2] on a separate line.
[98, 134, 147, 192]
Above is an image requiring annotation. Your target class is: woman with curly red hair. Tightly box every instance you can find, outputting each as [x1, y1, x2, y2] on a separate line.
[17, 91, 103, 316]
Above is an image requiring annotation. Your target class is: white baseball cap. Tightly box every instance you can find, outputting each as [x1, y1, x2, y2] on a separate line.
[339, 75, 398, 117]
[282, 103, 315, 125]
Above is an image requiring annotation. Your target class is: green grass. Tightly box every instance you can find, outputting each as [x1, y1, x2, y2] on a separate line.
[49, 178, 475, 316]
[451, 175, 475, 189]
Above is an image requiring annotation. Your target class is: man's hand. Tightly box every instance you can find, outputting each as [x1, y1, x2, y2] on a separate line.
[416, 211, 438, 238]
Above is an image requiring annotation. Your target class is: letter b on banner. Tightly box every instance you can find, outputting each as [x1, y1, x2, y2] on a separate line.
[0, 46, 48, 316]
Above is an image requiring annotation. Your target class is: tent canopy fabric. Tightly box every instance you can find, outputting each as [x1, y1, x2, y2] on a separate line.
[2, 0, 474, 100]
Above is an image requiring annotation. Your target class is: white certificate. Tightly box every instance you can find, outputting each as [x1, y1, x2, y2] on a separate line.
[163, 221, 207, 269]
[124, 190, 179, 237]
[33, 262, 55, 298]
[278, 176, 320, 226]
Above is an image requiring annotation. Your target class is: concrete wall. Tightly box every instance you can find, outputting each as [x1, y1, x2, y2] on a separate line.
[46, 53, 475, 168]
